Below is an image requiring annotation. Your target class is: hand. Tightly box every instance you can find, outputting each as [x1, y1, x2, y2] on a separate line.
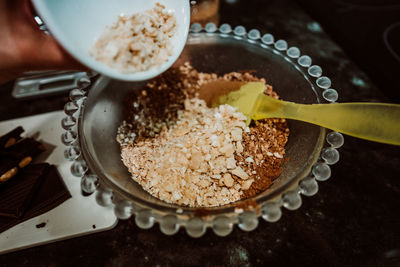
[0, 0, 85, 84]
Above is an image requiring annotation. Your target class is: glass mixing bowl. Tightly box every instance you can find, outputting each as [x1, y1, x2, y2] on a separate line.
[61, 23, 344, 237]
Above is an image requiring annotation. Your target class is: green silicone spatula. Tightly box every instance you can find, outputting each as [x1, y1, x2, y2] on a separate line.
[200, 81, 400, 146]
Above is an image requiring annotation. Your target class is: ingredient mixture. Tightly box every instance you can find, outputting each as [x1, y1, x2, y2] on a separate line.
[90, 3, 176, 73]
[117, 63, 289, 207]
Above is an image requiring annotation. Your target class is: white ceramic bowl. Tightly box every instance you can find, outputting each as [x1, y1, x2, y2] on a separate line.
[32, 0, 190, 81]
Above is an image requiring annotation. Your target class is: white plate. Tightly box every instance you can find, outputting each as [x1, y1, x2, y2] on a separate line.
[0, 111, 117, 255]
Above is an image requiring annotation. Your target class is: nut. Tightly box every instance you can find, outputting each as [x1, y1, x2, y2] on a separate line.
[231, 166, 249, 180]
[222, 173, 234, 187]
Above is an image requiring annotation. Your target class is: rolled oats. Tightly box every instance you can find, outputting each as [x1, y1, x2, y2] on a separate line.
[117, 63, 289, 207]
[90, 3, 176, 73]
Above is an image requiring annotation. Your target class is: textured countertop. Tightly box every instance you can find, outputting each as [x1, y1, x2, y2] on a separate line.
[1, 0, 399, 266]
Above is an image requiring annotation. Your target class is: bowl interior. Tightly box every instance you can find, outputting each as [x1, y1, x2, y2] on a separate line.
[32, 0, 190, 81]
[80, 33, 325, 213]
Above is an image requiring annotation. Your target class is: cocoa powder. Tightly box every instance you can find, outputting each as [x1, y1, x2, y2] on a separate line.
[239, 119, 289, 198]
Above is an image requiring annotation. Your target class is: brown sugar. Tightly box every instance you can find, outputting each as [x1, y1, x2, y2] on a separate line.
[117, 63, 289, 207]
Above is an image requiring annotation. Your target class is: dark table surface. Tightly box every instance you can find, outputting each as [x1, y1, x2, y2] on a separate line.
[1, 0, 400, 266]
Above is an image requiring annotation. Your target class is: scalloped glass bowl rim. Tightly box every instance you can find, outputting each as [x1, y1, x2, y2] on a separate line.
[79, 32, 326, 215]
[61, 22, 344, 234]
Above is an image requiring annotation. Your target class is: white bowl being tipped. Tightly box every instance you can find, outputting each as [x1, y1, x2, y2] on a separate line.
[32, 0, 190, 81]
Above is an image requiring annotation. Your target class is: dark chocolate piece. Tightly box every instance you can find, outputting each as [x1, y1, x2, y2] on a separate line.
[0, 164, 71, 233]
[0, 138, 46, 184]
[35, 222, 46, 228]
[0, 127, 24, 150]
[0, 163, 49, 218]
[26, 165, 71, 216]
[0, 156, 18, 183]
[5, 138, 46, 161]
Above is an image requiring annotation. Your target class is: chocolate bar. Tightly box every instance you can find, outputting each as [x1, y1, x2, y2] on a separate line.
[0, 157, 18, 183]
[25, 165, 70, 215]
[0, 127, 24, 150]
[0, 164, 71, 233]
[0, 138, 46, 184]
[0, 163, 48, 218]
[5, 138, 46, 161]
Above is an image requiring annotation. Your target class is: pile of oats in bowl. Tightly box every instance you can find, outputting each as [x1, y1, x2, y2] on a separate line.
[117, 63, 289, 207]
[90, 3, 176, 73]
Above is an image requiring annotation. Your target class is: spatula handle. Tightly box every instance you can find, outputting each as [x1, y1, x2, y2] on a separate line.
[254, 96, 400, 145]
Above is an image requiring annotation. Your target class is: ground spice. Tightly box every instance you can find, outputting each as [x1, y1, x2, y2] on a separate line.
[239, 120, 289, 198]
[117, 63, 289, 207]
[117, 67, 187, 144]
